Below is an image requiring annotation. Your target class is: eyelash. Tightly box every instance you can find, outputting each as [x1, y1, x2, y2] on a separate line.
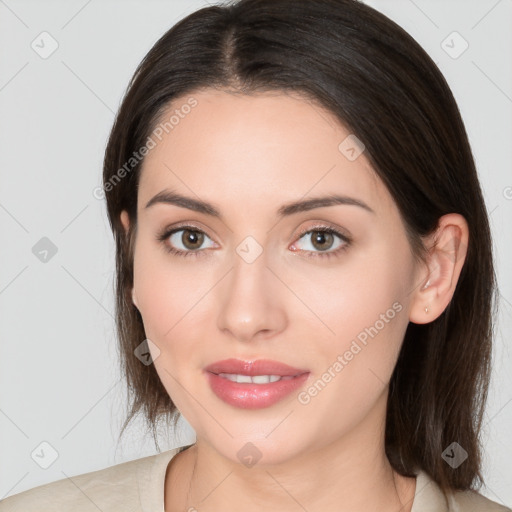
[156, 222, 352, 260]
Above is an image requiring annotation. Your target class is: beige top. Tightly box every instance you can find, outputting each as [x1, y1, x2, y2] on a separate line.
[0, 444, 510, 511]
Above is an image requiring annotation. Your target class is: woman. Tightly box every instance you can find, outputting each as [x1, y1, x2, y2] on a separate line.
[1, 0, 509, 510]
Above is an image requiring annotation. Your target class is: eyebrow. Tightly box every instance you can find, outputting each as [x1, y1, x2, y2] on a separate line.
[144, 189, 375, 217]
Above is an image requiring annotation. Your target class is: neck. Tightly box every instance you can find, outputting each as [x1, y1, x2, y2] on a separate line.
[165, 392, 417, 512]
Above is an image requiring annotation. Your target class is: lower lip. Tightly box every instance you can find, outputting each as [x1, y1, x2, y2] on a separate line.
[205, 371, 310, 409]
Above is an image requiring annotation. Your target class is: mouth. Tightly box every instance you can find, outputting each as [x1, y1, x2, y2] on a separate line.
[203, 358, 310, 409]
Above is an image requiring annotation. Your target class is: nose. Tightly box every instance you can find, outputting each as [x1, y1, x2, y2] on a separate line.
[216, 243, 287, 343]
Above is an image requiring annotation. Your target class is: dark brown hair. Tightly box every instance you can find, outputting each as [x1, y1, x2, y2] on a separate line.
[102, 0, 497, 494]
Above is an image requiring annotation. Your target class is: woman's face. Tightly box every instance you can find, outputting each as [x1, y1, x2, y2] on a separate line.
[121, 89, 425, 464]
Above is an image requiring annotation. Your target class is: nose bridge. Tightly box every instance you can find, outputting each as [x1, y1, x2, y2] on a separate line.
[216, 233, 286, 340]
[233, 235, 268, 286]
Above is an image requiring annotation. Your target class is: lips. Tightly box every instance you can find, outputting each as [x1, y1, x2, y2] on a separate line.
[203, 358, 308, 377]
[204, 358, 310, 409]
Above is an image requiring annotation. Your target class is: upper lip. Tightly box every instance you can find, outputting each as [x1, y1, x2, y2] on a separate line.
[204, 358, 309, 377]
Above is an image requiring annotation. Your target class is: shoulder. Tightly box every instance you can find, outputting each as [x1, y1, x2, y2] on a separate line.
[0, 448, 179, 512]
[413, 470, 511, 512]
[446, 488, 512, 512]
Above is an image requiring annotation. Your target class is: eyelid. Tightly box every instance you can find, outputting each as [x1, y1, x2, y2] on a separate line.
[161, 221, 218, 243]
[292, 221, 351, 241]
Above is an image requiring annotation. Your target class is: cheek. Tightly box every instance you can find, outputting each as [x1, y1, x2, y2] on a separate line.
[132, 249, 213, 412]
[293, 240, 412, 347]
[135, 265, 198, 340]
[132, 240, 215, 357]
[291, 262, 411, 439]
[296, 237, 413, 392]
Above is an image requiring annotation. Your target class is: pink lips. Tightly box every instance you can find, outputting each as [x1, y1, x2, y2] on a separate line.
[203, 358, 310, 409]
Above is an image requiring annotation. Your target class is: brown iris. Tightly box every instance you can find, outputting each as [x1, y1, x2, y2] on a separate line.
[310, 231, 334, 251]
[181, 229, 204, 250]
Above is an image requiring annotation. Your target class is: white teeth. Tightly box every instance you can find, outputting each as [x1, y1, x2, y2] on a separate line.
[217, 373, 294, 384]
[252, 374, 281, 384]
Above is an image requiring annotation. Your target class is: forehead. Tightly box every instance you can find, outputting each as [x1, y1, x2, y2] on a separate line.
[137, 89, 392, 218]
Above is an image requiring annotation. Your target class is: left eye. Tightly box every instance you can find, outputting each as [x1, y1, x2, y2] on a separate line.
[292, 228, 348, 254]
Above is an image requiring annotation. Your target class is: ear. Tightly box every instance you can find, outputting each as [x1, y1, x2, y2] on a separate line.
[119, 210, 138, 309]
[120, 210, 130, 235]
[409, 213, 469, 324]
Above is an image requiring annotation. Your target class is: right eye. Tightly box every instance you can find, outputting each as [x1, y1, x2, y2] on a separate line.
[157, 225, 216, 258]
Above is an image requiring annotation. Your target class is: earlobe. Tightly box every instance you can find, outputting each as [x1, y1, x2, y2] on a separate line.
[120, 210, 130, 235]
[132, 288, 139, 309]
[409, 213, 469, 325]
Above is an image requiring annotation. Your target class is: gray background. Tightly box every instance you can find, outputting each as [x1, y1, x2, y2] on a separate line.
[0, 0, 511, 505]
